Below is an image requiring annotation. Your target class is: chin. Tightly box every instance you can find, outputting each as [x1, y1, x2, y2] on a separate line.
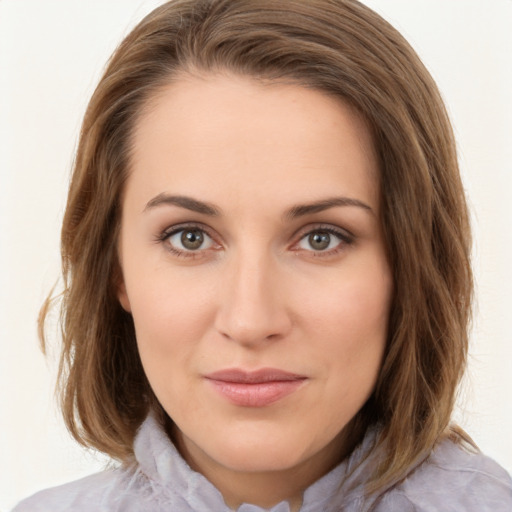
[183, 420, 342, 475]
[212, 443, 312, 473]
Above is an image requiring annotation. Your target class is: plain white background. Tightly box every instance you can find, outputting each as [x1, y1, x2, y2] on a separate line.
[1, 0, 511, 509]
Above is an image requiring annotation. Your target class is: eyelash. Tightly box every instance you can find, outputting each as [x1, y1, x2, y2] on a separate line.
[156, 223, 354, 259]
[156, 223, 219, 259]
[293, 225, 354, 257]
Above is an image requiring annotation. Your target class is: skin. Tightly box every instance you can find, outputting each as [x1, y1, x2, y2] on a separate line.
[117, 73, 392, 511]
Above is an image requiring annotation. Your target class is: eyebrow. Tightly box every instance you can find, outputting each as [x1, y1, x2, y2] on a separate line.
[144, 193, 220, 216]
[143, 193, 372, 218]
[285, 197, 373, 219]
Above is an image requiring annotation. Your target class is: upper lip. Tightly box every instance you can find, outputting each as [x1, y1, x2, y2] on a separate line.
[204, 368, 307, 384]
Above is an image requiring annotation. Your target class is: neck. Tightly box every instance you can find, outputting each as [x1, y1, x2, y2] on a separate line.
[173, 427, 358, 511]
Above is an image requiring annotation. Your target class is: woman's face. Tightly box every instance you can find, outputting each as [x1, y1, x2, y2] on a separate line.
[118, 73, 392, 503]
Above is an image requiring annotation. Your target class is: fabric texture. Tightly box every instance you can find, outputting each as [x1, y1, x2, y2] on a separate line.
[13, 414, 512, 512]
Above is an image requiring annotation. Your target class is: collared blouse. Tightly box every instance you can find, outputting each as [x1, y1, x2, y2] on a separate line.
[13, 414, 512, 511]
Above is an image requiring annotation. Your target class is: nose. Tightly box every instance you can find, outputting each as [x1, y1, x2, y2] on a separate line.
[214, 251, 293, 346]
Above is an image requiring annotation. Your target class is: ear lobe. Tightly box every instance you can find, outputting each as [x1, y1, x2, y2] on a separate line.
[112, 255, 132, 312]
[117, 280, 132, 312]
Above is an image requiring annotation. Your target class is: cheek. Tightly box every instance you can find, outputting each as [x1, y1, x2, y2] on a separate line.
[127, 282, 198, 411]
[298, 259, 392, 392]
[124, 265, 218, 384]
[125, 259, 214, 334]
[300, 263, 391, 344]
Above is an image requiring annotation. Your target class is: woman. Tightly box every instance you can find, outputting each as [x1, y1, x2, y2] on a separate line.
[13, 0, 512, 510]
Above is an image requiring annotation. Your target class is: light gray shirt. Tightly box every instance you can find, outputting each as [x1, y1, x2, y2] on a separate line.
[13, 414, 512, 511]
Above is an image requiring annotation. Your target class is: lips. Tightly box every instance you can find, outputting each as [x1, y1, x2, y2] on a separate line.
[204, 368, 307, 407]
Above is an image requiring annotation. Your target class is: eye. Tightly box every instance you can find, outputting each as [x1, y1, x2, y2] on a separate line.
[296, 227, 352, 253]
[165, 227, 215, 252]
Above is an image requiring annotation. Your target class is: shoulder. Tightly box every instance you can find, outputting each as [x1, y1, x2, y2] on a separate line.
[376, 439, 512, 512]
[12, 467, 135, 512]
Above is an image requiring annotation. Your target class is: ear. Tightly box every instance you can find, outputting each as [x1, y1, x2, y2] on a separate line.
[117, 278, 132, 313]
[113, 260, 132, 312]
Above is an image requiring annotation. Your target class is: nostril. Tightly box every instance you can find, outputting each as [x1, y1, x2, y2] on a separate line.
[214, 260, 293, 345]
[215, 307, 292, 346]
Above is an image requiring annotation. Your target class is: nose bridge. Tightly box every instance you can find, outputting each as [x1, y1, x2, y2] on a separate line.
[215, 245, 290, 345]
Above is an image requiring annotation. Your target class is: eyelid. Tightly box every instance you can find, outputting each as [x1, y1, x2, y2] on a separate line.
[292, 223, 354, 241]
[157, 222, 222, 257]
[290, 223, 355, 254]
[156, 221, 354, 259]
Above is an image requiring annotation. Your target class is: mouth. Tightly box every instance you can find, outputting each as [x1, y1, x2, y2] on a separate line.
[204, 368, 307, 407]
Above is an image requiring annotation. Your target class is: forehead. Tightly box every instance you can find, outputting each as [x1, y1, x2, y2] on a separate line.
[127, 72, 379, 212]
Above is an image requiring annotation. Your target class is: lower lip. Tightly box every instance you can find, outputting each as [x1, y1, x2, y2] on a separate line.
[206, 379, 305, 407]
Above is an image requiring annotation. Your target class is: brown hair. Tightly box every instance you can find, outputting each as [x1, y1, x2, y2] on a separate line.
[41, 0, 473, 496]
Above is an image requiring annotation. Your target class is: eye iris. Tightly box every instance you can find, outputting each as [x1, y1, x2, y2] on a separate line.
[309, 232, 330, 251]
[181, 230, 204, 250]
